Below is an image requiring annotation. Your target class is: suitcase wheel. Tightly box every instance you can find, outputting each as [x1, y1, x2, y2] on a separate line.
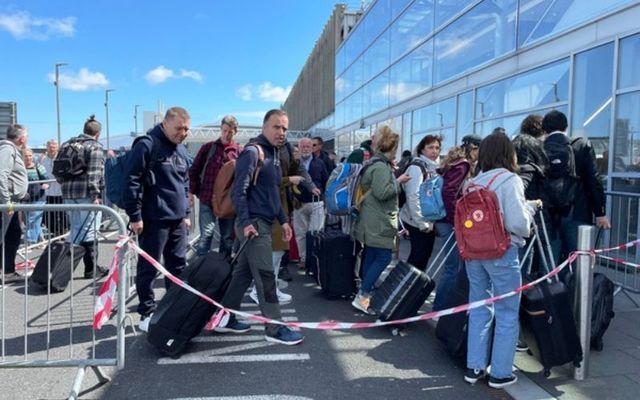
[543, 369, 551, 378]
[391, 327, 400, 336]
[573, 360, 581, 368]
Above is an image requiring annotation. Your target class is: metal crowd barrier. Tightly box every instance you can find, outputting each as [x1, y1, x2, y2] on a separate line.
[600, 191, 640, 306]
[0, 204, 128, 400]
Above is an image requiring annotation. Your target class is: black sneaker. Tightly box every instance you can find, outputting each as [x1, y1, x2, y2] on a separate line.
[464, 368, 486, 384]
[279, 265, 293, 282]
[84, 265, 109, 279]
[488, 374, 518, 389]
[516, 339, 529, 352]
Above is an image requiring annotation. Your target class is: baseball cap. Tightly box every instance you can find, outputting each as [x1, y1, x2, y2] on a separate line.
[461, 134, 482, 147]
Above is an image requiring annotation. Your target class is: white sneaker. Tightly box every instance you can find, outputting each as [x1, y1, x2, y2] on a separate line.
[249, 287, 259, 304]
[139, 314, 152, 333]
[277, 289, 292, 304]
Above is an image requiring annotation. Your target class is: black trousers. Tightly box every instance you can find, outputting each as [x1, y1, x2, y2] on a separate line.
[135, 219, 187, 316]
[405, 221, 436, 272]
[1, 213, 21, 274]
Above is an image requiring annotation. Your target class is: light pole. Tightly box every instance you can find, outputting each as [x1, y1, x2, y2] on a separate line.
[104, 89, 114, 149]
[134, 104, 141, 136]
[54, 62, 67, 145]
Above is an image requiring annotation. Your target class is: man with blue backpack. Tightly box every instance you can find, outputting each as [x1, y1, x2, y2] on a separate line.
[399, 135, 442, 272]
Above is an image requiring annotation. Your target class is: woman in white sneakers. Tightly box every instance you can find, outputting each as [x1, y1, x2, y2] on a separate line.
[463, 130, 538, 389]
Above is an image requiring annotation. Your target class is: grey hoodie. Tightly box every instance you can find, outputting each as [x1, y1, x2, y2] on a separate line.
[466, 168, 536, 247]
[0, 140, 28, 204]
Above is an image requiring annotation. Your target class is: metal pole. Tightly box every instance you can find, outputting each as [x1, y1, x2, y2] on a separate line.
[54, 63, 67, 145]
[104, 89, 114, 149]
[573, 225, 596, 380]
[134, 104, 141, 135]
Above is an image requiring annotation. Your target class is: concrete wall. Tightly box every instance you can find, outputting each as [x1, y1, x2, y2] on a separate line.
[283, 5, 347, 131]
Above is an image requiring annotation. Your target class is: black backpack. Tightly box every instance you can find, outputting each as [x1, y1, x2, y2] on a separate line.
[53, 137, 92, 181]
[543, 134, 578, 209]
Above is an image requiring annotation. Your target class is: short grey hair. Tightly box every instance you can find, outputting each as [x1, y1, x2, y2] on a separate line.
[6, 124, 27, 142]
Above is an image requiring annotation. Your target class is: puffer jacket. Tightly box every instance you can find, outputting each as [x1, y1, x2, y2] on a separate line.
[352, 154, 399, 249]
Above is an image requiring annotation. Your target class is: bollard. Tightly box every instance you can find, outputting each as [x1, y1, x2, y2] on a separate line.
[573, 225, 596, 380]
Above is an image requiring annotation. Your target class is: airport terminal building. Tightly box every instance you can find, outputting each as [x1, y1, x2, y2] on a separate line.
[285, 0, 640, 258]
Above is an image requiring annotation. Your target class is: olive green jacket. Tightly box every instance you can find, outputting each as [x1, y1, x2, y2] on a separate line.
[352, 154, 399, 249]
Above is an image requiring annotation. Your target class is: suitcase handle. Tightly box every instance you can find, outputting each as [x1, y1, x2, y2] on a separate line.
[230, 238, 252, 265]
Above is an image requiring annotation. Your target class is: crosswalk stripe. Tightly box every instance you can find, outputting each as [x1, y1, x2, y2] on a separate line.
[192, 335, 265, 342]
[159, 352, 310, 364]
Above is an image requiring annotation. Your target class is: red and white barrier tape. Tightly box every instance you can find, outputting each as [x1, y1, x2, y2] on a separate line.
[596, 253, 640, 269]
[93, 236, 129, 330]
[120, 240, 577, 331]
[592, 238, 639, 254]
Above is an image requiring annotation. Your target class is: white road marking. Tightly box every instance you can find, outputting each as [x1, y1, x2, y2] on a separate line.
[192, 335, 264, 342]
[159, 353, 310, 364]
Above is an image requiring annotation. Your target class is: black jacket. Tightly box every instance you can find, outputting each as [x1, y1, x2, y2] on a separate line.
[513, 134, 548, 201]
[296, 155, 328, 203]
[571, 137, 606, 222]
[123, 124, 190, 223]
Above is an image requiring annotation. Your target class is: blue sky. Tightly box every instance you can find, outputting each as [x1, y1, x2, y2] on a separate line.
[0, 0, 351, 147]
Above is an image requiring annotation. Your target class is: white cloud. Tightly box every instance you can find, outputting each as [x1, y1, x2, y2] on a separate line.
[180, 69, 203, 83]
[236, 84, 253, 101]
[47, 68, 109, 91]
[0, 11, 75, 40]
[257, 81, 291, 103]
[145, 66, 174, 85]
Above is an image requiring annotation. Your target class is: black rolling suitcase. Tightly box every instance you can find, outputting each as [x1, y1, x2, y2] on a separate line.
[435, 264, 469, 359]
[147, 240, 248, 357]
[305, 231, 319, 277]
[30, 241, 86, 292]
[370, 261, 435, 321]
[316, 230, 356, 298]
[520, 216, 583, 377]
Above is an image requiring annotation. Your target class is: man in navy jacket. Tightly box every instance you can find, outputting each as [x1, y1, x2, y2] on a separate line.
[214, 109, 304, 345]
[123, 107, 191, 332]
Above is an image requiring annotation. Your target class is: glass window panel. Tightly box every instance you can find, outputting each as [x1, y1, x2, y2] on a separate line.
[518, 0, 629, 47]
[364, 0, 391, 42]
[611, 177, 640, 193]
[457, 90, 474, 138]
[475, 105, 568, 137]
[613, 92, 640, 173]
[344, 89, 364, 126]
[390, 0, 434, 63]
[434, 0, 517, 84]
[475, 59, 569, 119]
[345, 23, 366, 68]
[391, 0, 414, 19]
[618, 33, 640, 90]
[571, 43, 614, 169]
[412, 97, 456, 133]
[389, 39, 433, 104]
[402, 112, 412, 153]
[335, 101, 345, 129]
[363, 29, 391, 83]
[363, 70, 390, 117]
[435, 0, 474, 28]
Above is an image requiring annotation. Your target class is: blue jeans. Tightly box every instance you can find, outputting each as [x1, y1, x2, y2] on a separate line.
[360, 246, 392, 296]
[26, 200, 45, 243]
[64, 198, 102, 244]
[466, 245, 521, 379]
[197, 202, 234, 257]
[432, 222, 462, 310]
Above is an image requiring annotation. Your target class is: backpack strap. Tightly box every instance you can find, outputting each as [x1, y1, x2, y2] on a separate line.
[247, 144, 264, 186]
[486, 170, 508, 189]
[198, 141, 218, 186]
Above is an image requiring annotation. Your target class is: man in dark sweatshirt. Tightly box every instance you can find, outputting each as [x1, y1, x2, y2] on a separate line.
[214, 109, 304, 346]
[123, 107, 191, 332]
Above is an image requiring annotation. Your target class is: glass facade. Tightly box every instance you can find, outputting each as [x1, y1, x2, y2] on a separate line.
[332, 0, 638, 197]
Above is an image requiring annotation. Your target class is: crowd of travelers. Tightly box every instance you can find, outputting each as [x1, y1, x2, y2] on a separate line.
[0, 107, 609, 389]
